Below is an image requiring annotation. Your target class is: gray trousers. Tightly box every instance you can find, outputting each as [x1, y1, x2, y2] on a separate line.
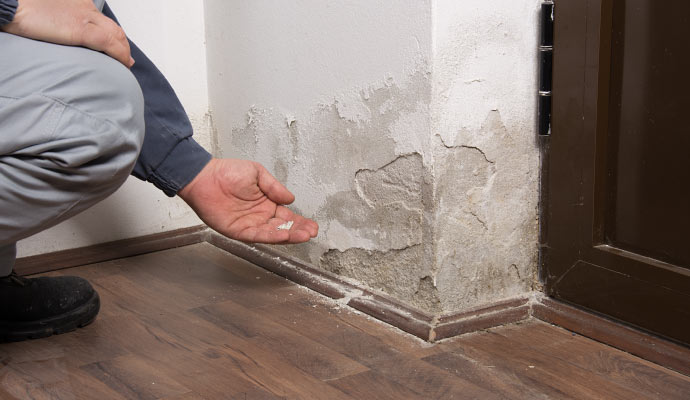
[0, 1, 144, 275]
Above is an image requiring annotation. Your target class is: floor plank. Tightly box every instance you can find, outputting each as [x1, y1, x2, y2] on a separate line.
[444, 326, 656, 399]
[327, 370, 427, 400]
[80, 354, 190, 400]
[191, 299, 369, 380]
[0, 243, 688, 399]
[491, 321, 690, 399]
[422, 350, 560, 399]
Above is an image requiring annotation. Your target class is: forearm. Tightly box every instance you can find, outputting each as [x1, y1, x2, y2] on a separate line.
[101, 3, 211, 197]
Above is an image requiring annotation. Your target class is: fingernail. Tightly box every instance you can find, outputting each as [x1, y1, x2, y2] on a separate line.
[129, 57, 136, 67]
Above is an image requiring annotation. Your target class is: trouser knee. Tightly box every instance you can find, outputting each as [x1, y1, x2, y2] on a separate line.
[49, 53, 146, 193]
[0, 43, 146, 248]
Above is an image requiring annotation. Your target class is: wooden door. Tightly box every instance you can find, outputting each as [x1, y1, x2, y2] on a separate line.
[543, 0, 690, 345]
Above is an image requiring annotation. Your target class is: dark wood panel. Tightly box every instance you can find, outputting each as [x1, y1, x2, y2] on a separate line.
[545, 0, 690, 345]
[605, 0, 690, 267]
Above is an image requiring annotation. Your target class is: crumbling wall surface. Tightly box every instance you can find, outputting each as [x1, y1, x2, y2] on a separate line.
[204, 0, 540, 316]
[205, 0, 441, 311]
[430, 0, 541, 311]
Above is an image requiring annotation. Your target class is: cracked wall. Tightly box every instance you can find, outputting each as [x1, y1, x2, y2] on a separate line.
[432, 112, 538, 311]
[429, 0, 541, 312]
[205, 0, 540, 316]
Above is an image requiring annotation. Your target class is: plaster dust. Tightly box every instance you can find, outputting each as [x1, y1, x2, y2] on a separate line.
[277, 221, 294, 231]
[296, 284, 436, 348]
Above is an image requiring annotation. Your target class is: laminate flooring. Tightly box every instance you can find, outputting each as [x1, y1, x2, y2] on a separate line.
[1, 243, 688, 399]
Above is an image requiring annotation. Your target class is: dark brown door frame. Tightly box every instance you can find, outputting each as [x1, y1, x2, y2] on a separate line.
[541, 0, 690, 345]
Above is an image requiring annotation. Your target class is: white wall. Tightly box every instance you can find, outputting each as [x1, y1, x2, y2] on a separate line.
[204, 0, 433, 257]
[16, 0, 211, 257]
[431, 0, 541, 311]
[204, 0, 540, 315]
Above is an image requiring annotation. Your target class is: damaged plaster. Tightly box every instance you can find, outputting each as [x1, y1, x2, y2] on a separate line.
[321, 246, 441, 312]
[206, 0, 540, 317]
[432, 112, 538, 311]
[226, 70, 436, 310]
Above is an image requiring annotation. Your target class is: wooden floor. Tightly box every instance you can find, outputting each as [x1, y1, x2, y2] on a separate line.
[1, 243, 688, 399]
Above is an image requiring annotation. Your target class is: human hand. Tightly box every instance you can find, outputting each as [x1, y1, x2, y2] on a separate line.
[178, 158, 319, 244]
[1, 0, 134, 67]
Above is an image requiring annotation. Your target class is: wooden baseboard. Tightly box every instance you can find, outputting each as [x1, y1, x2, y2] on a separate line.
[15, 228, 689, 375]
[207, 233, 437, 340]
[533, 296, 690, 376]
[206, 232, 529, 342]
[14, 225, 208, 276]
[433, 298, 531, 341]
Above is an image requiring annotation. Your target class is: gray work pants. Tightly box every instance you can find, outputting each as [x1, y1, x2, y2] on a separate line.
[0, 5, 145, 276]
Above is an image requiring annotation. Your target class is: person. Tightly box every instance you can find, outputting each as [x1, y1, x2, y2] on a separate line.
[0, 0, 319, 342]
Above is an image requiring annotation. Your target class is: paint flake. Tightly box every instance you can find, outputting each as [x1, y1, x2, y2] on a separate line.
[277, 221, 294, 230]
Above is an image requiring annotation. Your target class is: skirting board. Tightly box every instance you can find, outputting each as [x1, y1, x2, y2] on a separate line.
[15, 227, 690, 375]
[14, 225, 208, 276]
[207, 232, 530, 342]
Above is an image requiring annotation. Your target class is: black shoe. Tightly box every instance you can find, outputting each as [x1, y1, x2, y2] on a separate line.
[0, 272, 100, 342]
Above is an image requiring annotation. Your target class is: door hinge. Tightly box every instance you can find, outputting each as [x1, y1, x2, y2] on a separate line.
[538, 1, 554, 136]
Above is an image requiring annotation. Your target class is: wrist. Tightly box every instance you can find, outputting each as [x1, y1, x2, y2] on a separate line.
[178, 157, 217, 202]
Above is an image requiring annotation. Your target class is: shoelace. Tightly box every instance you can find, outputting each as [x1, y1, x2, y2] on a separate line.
[0, 272, 31, 287]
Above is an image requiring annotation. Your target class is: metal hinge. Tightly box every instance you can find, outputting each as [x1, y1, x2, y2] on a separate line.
[538, 1, 554, 136]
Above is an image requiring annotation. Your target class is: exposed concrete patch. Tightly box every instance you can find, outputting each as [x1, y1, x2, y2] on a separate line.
[318, 153, 426, 272]
[209, 1, 540, 320]
[320, 245, 441, 313]
[225, 68, 537, 317]
[432, 111, 538, 311]
[355, 154, 423, 208]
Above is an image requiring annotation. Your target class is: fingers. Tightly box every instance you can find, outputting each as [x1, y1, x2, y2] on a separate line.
[79, 13, 134, 67]
[256, 164, 296, 205]
[232, 210, 318, 244]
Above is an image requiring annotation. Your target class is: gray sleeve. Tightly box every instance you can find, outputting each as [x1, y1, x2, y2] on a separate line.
[0, 0, 17, 27]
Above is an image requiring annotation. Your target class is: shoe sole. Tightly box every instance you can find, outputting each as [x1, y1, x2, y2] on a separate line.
[0, 290, 100, 342]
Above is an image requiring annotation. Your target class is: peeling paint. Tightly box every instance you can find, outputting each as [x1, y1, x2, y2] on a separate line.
[210, 0, 540, 318]
[432, 110, 538, 311]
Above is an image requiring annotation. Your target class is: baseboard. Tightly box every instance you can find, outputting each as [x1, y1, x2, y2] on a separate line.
[14, 225, 208, 276]
[434, 298, 531, 341]
[15, 227, 689, 375]
[206, 232, 529, 342]
[533, 296, 690, 376]
[207, 233, 437, 339]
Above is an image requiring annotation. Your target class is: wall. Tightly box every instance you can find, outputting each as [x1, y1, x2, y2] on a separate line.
[431, 0, 541, 312]
[205, 0, 541, 315]
[16, 0, 211, 257]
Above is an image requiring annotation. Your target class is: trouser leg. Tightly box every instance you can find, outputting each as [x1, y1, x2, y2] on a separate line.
[0, 32, 145, 276]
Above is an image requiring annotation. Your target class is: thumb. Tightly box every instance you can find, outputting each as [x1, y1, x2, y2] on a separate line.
[256, 164, 295, 205]
[79, 13, 134, 67]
